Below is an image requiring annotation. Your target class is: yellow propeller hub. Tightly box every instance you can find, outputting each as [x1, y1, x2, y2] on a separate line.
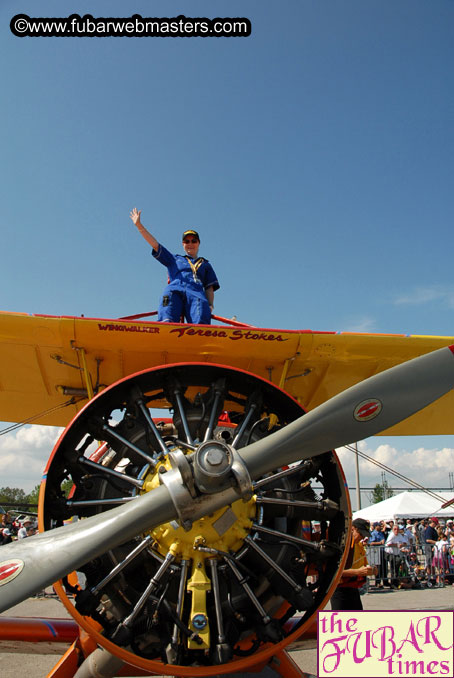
[141, 457, 256, 561]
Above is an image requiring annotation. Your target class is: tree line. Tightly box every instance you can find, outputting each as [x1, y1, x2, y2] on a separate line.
[0, 485, 40, 510]
[1, 481, 74, 512]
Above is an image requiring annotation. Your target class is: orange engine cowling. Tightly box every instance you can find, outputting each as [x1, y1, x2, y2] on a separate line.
[39, 363, 350, 676]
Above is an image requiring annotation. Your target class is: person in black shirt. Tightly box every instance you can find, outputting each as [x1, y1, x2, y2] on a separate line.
[424, 518, 439, 576]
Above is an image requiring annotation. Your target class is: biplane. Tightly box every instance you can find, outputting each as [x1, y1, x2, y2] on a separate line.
[0, 309, 453, 678]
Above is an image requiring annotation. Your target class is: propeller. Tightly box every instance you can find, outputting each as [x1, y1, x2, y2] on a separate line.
[0, 344, 453, 613]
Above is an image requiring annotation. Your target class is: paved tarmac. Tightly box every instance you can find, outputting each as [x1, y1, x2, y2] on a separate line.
[1, 585, 453, 678]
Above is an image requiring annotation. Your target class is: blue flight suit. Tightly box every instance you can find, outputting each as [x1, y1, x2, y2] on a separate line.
[153, 244, 220, 324]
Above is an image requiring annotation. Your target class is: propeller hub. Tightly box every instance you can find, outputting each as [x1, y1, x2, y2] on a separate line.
[194, 440, 233, 493]
[141, 454, 256, 561]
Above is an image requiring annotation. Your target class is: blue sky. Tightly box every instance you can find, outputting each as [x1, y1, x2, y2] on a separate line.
[1, 0, 453, 507]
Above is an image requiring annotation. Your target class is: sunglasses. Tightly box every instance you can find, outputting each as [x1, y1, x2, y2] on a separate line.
[183, 239, 198, 244]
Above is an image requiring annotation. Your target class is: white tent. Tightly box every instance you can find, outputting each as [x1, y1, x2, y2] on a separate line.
[352, 491, 454, 522]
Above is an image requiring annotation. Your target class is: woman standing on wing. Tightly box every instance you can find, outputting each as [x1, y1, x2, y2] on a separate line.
[130, 208, 220, 324]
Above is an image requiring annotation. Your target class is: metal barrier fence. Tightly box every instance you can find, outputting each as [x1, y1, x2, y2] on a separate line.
[365, 543, 454, 589]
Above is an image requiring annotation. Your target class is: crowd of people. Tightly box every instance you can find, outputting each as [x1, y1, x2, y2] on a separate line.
[367, 516, 454, 588]
[329, 515, 453, 611]
[1, 511, 37, 544]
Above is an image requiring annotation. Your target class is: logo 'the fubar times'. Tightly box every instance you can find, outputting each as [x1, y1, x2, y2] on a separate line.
[318, 611, 453, 677]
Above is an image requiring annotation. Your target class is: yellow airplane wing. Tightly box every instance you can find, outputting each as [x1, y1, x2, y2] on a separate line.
[0, 311, 453, 434]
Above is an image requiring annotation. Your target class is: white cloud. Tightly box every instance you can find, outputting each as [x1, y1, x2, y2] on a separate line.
[342, 315, 376, 332]
[394, 286, 454, 309]
[0, 425, 63, 493]
[336, 440, 454, 502]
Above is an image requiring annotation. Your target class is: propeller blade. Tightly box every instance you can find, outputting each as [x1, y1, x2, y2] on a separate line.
[0, 485, 175, 613]
[240, 345, 454, 478]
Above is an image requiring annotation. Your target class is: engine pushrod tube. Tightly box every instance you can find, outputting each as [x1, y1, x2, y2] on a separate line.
[253, 462, 310, 489]
[232, 403, 257, 448]
[244, 536, 302, 592]
[92, 536, 152, 595]
[171, 559, 190, 647]
[223, 557, 270, 624]
[101, 424, 156, 466]
[174, 391, 194, 445]
[209, 558, 226, 643]
[122, 552, 175, 628]
[252, 524, 323, 552]
[67, 497, 134, 507]
[204, 391, 223, 442]
[78, 456, 144, 489]
[174, 439, 197, 452]
[136, 400, 168, 456]
[255, 496, 339, 512]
